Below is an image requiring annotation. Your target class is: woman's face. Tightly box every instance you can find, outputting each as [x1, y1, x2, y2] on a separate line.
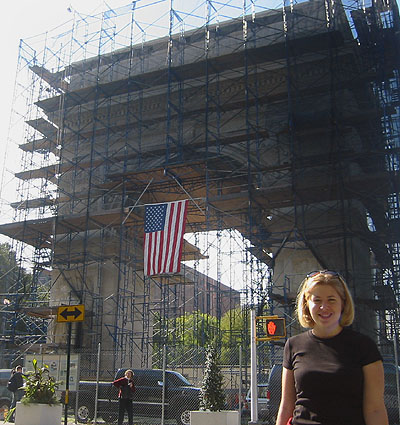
[307, 283, 343, 337]
[125, 371, 133, 379]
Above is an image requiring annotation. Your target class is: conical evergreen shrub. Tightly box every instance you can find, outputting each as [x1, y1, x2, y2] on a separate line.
[200, 343, 226, 411]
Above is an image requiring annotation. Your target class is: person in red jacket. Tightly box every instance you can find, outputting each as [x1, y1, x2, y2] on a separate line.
[113, 369, 135, 425]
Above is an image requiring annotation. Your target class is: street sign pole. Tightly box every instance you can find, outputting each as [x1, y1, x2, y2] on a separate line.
[249, 308, 259, 424]
[64, 322, 72, 425]
[57, 304, 84, 425]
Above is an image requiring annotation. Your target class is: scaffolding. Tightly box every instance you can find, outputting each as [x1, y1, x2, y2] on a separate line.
[0, 0, 398, 378]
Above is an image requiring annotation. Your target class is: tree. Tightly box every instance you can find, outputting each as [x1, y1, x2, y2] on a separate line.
[0, 242, 35, 342]
[200, 343, 226, 411]
[0, 242, 32, 297]
[153, 310, 220, 365]
[153, 307, 252, 366]
[220, 306, 250, 364]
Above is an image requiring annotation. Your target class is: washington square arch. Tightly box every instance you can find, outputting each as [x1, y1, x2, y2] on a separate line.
[0, 0, 398, 388]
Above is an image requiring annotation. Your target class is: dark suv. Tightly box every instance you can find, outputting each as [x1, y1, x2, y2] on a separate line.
[72, 368, 201, 425]
[265, 364, 282, 424]
[0, 369, 12, 420]
[384, 362, 400, 425]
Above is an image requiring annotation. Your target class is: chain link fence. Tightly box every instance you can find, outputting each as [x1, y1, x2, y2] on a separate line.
[62, 346, 251, 425]
[13, 345, 400, 425]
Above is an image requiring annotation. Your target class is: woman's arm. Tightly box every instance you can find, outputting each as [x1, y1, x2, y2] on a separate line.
[275, 367, 296, 425]
[363, 360, 388, 425]
[112, 377, 127, 388]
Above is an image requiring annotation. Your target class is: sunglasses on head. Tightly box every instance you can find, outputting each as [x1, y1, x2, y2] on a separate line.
[306, 270, 342, 279]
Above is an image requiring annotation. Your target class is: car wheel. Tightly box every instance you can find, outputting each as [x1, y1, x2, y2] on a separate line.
[175, 408, 191, 425]
[76, 403, 93, 423]
[102, 412, 118, 423]
[0, 399, 10, 420]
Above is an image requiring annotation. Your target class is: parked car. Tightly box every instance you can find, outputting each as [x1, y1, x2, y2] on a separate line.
[266, 364, 282, 424]
[0, 369, 12, 420]
[66, 368, 200, 425]
[242, 383, 269, 421]
[224, 388, 247, 411]
[384, 362, 400, 425]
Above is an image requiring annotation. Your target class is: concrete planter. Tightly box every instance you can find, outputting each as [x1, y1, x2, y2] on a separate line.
[190, 410, 240, 425]
[15, 401, 62, 425]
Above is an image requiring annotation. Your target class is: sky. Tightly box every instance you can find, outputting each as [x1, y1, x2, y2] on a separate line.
[0, 1, 127, 133]
[0, 1, 139, 216]
[0, 0, 225, 216]
[0, 0, 251, 222]
[0, 0, 255, 287]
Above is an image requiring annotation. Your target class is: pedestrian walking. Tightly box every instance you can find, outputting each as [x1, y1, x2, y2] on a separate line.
[7, 365, 24, 423]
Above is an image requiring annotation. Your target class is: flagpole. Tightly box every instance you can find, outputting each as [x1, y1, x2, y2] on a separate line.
[165, 172, 206, 217]
[122, 177, 154, 224]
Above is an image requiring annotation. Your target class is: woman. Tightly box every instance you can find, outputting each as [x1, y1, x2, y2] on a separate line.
[113, 369, 135, 425]
[276, 270, 388, 425]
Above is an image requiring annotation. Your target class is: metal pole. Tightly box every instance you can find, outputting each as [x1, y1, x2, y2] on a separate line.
[64, 323, 72, 425]
[392, 317, 400, 424]
[250, 308, 258, 424]
[239, 345, 242, 424]
[94, 342, 101, 425]
[161, 344, 167, 425]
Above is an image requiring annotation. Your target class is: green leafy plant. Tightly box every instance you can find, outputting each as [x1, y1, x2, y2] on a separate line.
[5, 359, 61, 422]
[4, 407, 15, 423]
[23, 359, 60, 404]
[200, 343, 226, 411]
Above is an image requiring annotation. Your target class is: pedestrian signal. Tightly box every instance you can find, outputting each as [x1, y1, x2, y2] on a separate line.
[255, 316, 286, 341]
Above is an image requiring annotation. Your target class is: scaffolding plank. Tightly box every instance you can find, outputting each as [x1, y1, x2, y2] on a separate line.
[19, 138, 59, 154]
[36, 32, 345, 113]
[26, 117, 59, 138]
[30, 65, 69, 91]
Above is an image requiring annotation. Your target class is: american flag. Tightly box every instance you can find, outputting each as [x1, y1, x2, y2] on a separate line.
[143, 200, 189, 276]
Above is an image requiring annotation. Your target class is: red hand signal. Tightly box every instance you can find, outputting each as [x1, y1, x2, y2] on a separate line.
[267, 321, 277, 335]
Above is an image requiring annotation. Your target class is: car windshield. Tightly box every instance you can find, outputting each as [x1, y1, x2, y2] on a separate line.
[247, 385, 268, 400]
[170, 372, 192, 386]
[259, 386, 268, 398]
[384, 364, 400, 387]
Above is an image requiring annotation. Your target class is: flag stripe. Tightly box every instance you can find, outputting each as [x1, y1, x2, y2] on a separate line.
[166, 202, 178, 273]
[143, 200, 188, 276]
[173, 202, 187, 273]
[163, 203, 174, 273]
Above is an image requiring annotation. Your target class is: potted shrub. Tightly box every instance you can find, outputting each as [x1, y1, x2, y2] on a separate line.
[191, 344, 239, 425]
[6, 359, 62, 425]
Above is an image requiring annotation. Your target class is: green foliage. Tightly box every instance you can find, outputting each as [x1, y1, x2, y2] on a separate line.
[200, 344, 226, 411]
[4, 359, 60, 422]
[4, 407, 15, 423]
[153, 307, 251, 366]
[21, 359, 60, 405]
[220, 307, 249, 363]
[153, 311, 220, 365]
[172, 311, 219, 347]
[0, 243, 50, 338]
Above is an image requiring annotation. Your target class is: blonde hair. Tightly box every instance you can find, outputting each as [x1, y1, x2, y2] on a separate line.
[296, 271, 355, 328]
[125, 369, 134, 378]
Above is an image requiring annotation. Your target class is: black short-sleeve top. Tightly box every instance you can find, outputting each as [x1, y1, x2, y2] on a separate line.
[283, 327, 382, 425]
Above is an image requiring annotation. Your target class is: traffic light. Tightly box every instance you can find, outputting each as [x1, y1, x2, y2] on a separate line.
[255, 316, 286, 341]
[266, 318, 286, 338]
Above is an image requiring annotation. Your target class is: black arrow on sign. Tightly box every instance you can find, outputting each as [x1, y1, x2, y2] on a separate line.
[60, 307, 82, 320]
